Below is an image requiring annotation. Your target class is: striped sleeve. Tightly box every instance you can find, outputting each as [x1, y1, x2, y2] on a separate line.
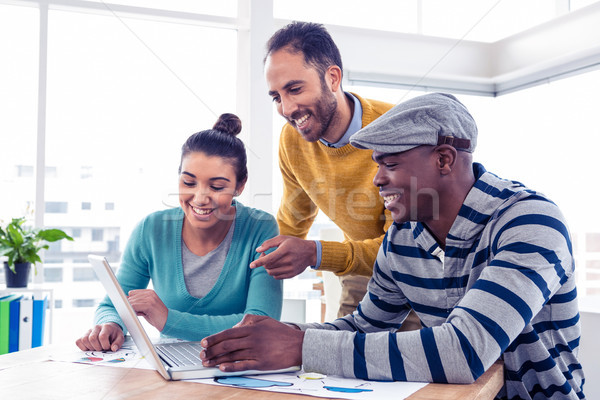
[302, 198, 577, 386]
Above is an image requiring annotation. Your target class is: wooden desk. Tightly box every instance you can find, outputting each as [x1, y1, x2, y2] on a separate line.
[0, 344, 504, 400]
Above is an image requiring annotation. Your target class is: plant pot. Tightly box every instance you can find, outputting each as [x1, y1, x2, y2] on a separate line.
[3, 261, 31, 288]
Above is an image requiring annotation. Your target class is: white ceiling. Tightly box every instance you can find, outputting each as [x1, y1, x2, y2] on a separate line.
[314, 1, 600, 96]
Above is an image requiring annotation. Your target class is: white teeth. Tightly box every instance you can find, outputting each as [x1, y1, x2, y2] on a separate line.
[192, 206, 211, 215]
[294, 114, 309, 126]
[383, 194, 400, 203]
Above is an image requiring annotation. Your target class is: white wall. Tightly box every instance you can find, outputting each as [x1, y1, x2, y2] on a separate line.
[579, 298, 600, 399]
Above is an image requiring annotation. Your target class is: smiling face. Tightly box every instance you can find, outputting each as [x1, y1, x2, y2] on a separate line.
[265, 48, 338, 143]
[372, 147, 441, 224]
[178, 152, 243, 233]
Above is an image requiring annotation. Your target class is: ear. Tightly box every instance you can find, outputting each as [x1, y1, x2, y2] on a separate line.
[234, 179, 247, 196]
[326, 65, 343, 92]
[435, 145, 457, 175]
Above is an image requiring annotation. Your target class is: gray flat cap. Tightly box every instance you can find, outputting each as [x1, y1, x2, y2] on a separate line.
[350, 93, 477, 154]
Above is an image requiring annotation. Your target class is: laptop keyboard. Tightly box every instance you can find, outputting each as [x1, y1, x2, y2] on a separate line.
[156, 342, 205, 367]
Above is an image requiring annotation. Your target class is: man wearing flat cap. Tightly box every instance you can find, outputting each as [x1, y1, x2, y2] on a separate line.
[200, 93, 585, 400]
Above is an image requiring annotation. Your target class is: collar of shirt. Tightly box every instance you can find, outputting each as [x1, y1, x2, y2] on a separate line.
[319, 92, 363, 148]
[408, 162, 521, 254]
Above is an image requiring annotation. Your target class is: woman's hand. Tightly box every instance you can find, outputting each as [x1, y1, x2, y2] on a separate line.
[75, 322, 124, 352]
[127, 289, 168, 332]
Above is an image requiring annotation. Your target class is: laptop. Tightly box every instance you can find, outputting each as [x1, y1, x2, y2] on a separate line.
[88, 254, 300, 380]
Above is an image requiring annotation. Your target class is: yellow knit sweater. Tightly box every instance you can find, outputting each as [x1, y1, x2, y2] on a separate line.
[276, 93, 394, 276]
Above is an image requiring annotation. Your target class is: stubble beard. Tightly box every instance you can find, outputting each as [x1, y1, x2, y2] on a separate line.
[292, 82, 338, 143]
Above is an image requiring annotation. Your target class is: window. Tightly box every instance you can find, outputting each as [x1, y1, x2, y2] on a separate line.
[71, 228, 81, 238]
[16, 165, 34, 178]
[274, 0, 418, 35]
[45, 201, 68, 213]
[44, 267, 63, 282]
[44, 259, 64, 264]
[108, 239, 120, 253]
[35, 6, 237, 312]
[80, 166, 92, 179]
[0, 4, 38, 222]
[73, 267, 97, 282]
[72, 299, 96, 307]
[91, 229, 104, 242]
[47, 241, 62, 252]
[79, 0, 238, 17]
[45, 166, 57, 178]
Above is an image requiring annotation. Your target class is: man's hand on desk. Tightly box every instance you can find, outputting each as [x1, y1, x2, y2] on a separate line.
[249, 235, 317, 279]
[200, 314, 304, 372]
[75, 322, 124, 352]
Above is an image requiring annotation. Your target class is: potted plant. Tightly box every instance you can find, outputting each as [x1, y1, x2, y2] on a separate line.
[0, 217, 74, 287]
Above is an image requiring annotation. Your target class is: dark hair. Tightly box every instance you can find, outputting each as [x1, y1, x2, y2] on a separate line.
[179, 113, 248, 185]
[265, 21, 343, 80]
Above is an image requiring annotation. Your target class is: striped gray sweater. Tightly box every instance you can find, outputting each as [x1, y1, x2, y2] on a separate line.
[300, 163, 584, 400]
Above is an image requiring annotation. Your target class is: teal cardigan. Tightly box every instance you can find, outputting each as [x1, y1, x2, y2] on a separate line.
[95, 201, 283, 340]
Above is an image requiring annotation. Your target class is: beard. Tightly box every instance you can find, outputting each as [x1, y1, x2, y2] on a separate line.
[289, 80, 338, 142]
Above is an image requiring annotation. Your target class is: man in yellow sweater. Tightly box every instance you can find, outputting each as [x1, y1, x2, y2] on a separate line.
[249, 22, 416, 324]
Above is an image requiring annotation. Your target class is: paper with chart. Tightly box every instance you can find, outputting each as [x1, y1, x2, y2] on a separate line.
[193, 371, 427, 399]
[53, 337, 426, 399]
[50, 339, 154, 370]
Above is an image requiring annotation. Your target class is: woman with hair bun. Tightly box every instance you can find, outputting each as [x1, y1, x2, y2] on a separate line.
[76, 114, 283, 352]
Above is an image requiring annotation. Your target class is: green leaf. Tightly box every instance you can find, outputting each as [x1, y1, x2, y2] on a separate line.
[0, 241, 12, 252]
[37, 229, 74, 242]
[7, 261, 16, 274]
[0, 247, 15, 256]
[10, 217, 26, 228]
[6, 224, 24, 247]
[1, 218, 74, 268]
[22, 247, 39, 263]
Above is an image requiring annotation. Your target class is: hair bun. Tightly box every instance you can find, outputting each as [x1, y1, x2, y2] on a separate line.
[213, 113, 242, 136]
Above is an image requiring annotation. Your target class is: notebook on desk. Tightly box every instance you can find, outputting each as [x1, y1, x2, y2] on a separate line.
[88, 254, 300, 380]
